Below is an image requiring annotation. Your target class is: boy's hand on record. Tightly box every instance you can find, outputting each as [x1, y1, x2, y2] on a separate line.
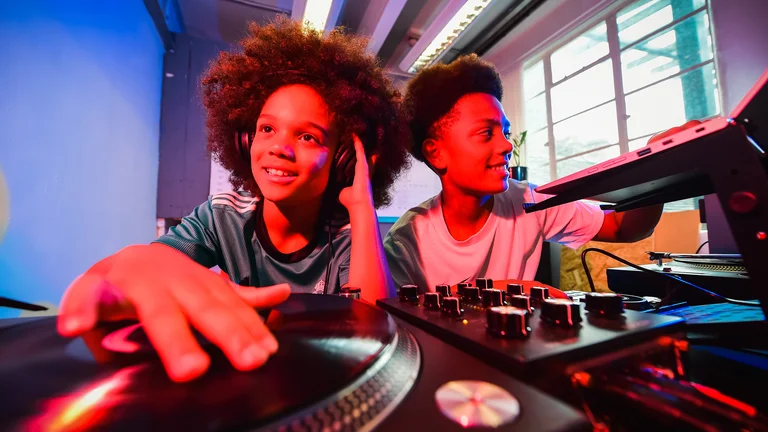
[338, 134, 376, 212]
[57, 243, 291, 382]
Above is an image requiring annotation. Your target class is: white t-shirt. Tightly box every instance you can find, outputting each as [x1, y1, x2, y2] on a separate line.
[383, 180, 604, 292]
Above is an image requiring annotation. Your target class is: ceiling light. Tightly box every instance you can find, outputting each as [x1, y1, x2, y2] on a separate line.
[301, 0, 334, 30]
[400, 0, 493, 74]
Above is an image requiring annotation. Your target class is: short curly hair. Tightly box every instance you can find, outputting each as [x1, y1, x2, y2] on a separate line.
[201, 16, 411, 208]
[403, 54, 503, 163]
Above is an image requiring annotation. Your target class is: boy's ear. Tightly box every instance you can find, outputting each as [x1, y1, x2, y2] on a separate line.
[422, 138, 446, 170]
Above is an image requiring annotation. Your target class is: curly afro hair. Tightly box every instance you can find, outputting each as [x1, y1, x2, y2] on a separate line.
[201, 16, 411, 209]
[403, 54, 503, 163]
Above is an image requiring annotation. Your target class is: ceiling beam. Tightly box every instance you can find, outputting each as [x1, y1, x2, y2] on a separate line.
[143, 0, 175, 52]
[223, 0, 291, 15]
[291, 0, 307, 21]
[359, 0, 408, 55]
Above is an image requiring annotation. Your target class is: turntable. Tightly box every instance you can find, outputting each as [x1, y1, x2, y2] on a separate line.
[0, 294, 590, 431]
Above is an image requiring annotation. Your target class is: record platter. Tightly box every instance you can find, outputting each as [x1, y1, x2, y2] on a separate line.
[0, 294, 590, 432]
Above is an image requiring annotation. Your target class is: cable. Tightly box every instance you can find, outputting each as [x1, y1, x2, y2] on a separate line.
[695, 240, 709, 254]
[579, 247, 760, 309]
[324, 217, 333, 295]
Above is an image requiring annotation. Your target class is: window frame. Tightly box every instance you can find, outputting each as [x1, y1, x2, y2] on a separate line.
[522, 0, 721, 185]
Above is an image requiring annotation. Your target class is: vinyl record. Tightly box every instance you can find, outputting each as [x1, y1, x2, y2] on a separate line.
[434, 380, 520, 428]
[0, 294, 418, 431]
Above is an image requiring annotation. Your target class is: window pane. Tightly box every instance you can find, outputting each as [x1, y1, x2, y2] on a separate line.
[556, 145, 621, 178]
[622, 11, 714, 92]
[524, 93, 547, 132]
[618, 0, 705, 48]
[554, 102, 619, 159]
[551, 22, 609, 83]
[664, 198, 696, 212]
[525, 128, 551, 186]
[551, 59, 614, 122]
[523, 60, 545, 100]
[626, 63, 719, 139]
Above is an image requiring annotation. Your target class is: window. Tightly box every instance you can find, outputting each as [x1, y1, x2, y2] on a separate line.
[522, 0, 719, 211]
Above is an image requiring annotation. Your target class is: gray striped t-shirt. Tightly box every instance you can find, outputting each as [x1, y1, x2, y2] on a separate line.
[154, 191, 351, 294]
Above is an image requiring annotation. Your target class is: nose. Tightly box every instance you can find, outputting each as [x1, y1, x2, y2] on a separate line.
[268, 138, 295, 160]
[498, 135, 513, 162]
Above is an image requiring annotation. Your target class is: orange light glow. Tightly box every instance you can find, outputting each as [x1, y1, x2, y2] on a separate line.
[26, 366, 140, 432]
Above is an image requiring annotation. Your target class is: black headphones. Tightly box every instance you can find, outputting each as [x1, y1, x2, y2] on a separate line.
[235, 129, 358, 296]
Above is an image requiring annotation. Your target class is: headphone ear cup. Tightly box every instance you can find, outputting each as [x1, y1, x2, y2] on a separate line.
[235, 131, 253, 162]
[333, 145, 357, 188]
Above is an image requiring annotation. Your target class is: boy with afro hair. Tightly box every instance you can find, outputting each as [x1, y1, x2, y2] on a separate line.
[57, 17, 411, 382]
[384, 54, 664, 293]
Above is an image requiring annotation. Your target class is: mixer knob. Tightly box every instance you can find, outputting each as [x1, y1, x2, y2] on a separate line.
[482, 289, 504, 308]
[399, 285, 419, 303]
[476, 278, 493, 289]
[530, 286, 549, 305]
[457, 282, 471, 297]
[584, 292, 625, 317]
[462, 286, 482, 304]
[436, 284, 451, 298]
[441, 297, 463, 317]
[486, 306, 530, 338]
[508, 295, 531, 313]
[507, 283, 524, 296]
[424, 292, 441, 310]
[540, 299, 582, 327]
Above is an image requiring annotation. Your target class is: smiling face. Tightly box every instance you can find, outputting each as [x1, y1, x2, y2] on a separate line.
[249, 84, 340, 206]
[425, 93, 513, 197]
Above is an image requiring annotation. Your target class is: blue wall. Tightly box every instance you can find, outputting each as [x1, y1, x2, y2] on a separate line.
[0, 0, 164, 317]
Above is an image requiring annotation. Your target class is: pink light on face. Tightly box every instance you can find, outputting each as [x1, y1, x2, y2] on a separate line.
[25, 366, 141, 431]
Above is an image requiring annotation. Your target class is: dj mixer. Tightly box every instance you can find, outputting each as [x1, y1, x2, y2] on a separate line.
[1, 281, 766, 431]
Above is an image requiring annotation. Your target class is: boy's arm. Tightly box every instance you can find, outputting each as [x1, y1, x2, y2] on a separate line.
[593, 205, 663, 243]
[339, 136, 396, 302]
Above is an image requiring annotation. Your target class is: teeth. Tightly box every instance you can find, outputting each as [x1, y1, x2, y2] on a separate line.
[489, 165, 507, 172]
[265, 168, 296, 177]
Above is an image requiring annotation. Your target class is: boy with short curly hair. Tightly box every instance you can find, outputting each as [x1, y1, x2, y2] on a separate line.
[384, 54, 662, 293]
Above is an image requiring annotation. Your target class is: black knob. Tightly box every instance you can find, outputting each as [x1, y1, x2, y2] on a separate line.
[585, 292, 624, 317]
[441, 297, 463, 317]
[462, 286, 481, 304]
[530, 286, 549, 305]
[486, 306, 530, 338]
[424, 292, 441, 310]
[476, 278, 493, 289]
[508, 295, 531, 313]
[482, 289, 504, 308]
[457, 282, 471, 297]
[399, 285, 419, 303]
[507, 283, 524, 296]
[436, 284, 451, 298]
[541, 299, 582, 327]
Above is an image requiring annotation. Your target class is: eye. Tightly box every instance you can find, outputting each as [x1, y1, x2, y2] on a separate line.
[258, 125, 274, 134]
[299, 134, 320, 145]
[480, 129, 493, 139]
